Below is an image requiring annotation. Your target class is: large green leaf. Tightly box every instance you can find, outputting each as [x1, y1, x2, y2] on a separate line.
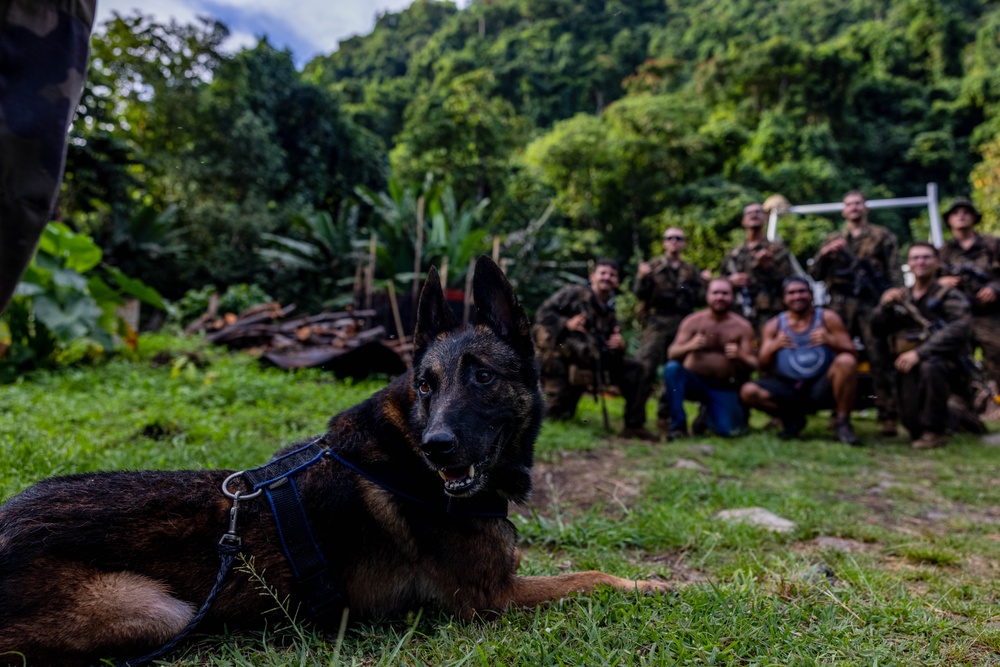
[103, 266, 167, 310]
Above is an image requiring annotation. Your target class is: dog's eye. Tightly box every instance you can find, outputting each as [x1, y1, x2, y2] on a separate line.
[474, 370, 495, 385]
[417, 380, 432, 395]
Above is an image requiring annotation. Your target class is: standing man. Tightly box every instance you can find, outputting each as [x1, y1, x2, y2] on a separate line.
[534, 259, 657, 441]
[810, 190, 903, 435]
[872, 243, 975, 449]
[634, 227, 706, 436]
[1, 0, 97, 312]
[938, 197, 1000, 397]
[740, 276, 861, 445]
[720, 202, 795, 330]
[662, 279, 756, 440]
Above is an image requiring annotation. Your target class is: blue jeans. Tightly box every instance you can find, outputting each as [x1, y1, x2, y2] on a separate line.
[663, 361, 744, 436]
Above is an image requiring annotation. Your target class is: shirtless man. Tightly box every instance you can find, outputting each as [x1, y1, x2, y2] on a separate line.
[740, 276, 861, 445]
[662, 279, 757, 439]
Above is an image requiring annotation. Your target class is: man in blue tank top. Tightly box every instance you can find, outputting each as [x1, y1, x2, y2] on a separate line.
[740, 276, 862, 445]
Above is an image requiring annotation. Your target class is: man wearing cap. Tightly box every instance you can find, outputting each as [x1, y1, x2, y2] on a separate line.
[740, 275, 861, 445]
[634, 227, 706, 435]
[938, 197, 1000, 395]
[810, 190, 904, 436]
[719, 202, 795, 331]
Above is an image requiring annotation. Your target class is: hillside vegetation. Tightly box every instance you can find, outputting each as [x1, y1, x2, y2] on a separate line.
[48, 0, 1000, 309]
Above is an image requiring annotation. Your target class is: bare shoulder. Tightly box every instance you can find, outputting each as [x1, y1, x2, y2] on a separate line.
[820, 308, 847, 331]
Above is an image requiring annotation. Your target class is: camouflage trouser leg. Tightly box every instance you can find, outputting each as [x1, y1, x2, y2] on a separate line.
[834, 296, 897, 421]
[856, 306, 897, 421]
[541, 374, 586, 421]
[634, 315, 684, 420]
[0, 0, 95, 312]
[971, 315, 1000, 391]
[897, 357, 959, 439]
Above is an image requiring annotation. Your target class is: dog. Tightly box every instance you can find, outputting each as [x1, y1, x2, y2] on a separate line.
[0, 257, 667, 666]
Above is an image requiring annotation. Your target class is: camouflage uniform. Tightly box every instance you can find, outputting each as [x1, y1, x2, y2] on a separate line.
[0, 0, 95, 312]
[939, 233, 1000, 389]
[633, 257, 705, 422]
[871, 282, 973, 438]
[533, 284, 646, 428]
[718, 239, 795, 330]
[810, 224, 903, 421]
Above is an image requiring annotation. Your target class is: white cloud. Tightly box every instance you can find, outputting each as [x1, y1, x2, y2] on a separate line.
[95, 0, 444, 59]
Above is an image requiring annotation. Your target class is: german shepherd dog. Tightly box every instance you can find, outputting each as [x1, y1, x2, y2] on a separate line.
[0, 258, 666, 666]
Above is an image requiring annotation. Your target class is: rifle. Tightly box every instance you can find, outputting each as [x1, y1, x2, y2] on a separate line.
[943, 263, 992, 292]
[568, 302, 611, 433]
[833, 245, 889, 302]
[726, 254, 753, 319]
[593, 334, 612, 434]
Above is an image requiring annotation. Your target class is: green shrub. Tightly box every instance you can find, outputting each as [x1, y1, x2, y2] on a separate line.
[0, 223, 164, 381]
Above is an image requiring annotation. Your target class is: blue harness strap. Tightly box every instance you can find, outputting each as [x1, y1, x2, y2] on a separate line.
[242, 439, 342, 616]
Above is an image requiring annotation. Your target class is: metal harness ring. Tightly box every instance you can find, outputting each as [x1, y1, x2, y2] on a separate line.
[221, 471, 263, 500]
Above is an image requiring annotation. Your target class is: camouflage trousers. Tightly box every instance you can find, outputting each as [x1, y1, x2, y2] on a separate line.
[0, 0, 95, 312]
[634, 314, 685, 420]
[541, 354, 647, 429]
[971, 314, 1000, 391]
[829, 294, 897, 421]
[897, 356, 964, 439]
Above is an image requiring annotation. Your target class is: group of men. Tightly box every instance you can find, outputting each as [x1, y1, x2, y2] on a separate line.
[532, 191, 997, 450]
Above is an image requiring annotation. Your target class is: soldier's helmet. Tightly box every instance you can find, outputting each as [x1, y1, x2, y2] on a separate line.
[943, 197, 982, 224]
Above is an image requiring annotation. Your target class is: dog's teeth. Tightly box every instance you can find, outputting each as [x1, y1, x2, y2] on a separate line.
[438, 470, 448, 481]
[468, 464, 476, 478]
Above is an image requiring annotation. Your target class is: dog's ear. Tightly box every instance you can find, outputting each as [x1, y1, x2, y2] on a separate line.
[413, 266, 456, 355]
[472, 256, 533, 358]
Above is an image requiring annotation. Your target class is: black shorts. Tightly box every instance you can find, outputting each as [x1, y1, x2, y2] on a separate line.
[751, 374, 835, 413]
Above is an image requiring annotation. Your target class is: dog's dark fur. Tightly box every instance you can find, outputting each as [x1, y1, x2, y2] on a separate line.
[0, 258, 666, 666]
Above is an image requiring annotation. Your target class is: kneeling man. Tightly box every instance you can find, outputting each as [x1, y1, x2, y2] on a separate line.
[740, 276, 861, 445]
[872, 242, 976, 449]
[664, 279, 757, 439]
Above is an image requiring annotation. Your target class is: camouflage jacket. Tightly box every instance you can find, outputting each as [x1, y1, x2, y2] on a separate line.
[810, 224, 903, 303]
[533, 284, 620, 366]
[718, 239, 794, 320]
[939, 234, 1000, 316]
[633, 256, 705, 322]
[871, 281, 972, 360]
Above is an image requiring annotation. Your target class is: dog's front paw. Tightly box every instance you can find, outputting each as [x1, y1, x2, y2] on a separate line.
[632, 578, 673, 595]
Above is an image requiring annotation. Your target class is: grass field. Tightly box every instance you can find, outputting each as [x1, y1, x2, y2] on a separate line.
[1, 334, 999, 666]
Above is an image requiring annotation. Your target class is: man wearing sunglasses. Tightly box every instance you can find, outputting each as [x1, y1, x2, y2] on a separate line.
[634, 227, 706, 436]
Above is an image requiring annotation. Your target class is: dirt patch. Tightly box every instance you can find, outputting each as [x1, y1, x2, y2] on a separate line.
[521, 446, 645, 516]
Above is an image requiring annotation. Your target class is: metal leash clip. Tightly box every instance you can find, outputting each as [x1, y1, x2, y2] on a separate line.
[220, 472, 262, 548]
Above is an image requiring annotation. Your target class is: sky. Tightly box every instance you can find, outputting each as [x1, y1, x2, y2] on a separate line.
[94, 0, 451, 66]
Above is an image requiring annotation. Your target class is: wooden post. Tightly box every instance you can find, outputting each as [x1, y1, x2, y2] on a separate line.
[365, 233, 376, 314]
[463, 257, 475, 326]
[492, 236, 500, 263]
[387, 280, 410, 369]
[440, 256, 449, 290]
[352, 248, 364, 310]
[411, 195, 425, 329]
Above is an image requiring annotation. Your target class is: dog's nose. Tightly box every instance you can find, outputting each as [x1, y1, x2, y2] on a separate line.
[421, 429, 457, 458]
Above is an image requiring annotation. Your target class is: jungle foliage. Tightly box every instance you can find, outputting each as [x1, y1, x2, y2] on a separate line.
[47, 0, 1000, 313]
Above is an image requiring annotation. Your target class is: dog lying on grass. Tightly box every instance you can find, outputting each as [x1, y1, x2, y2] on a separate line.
[0, 257, 667, 666]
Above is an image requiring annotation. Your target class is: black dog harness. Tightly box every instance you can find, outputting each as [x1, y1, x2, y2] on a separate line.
[119, 436, 509, 666]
